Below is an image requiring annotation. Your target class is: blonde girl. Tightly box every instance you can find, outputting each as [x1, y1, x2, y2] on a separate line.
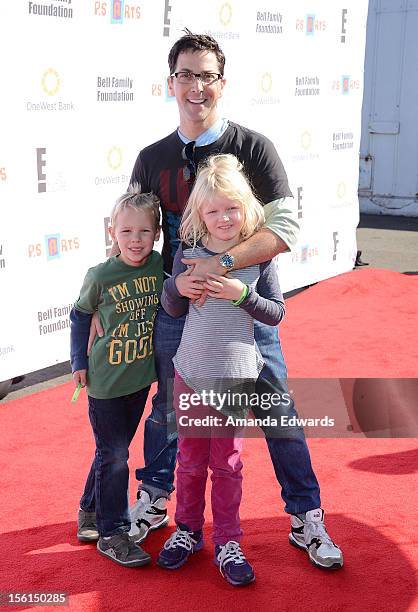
[157, 154, 285, 586]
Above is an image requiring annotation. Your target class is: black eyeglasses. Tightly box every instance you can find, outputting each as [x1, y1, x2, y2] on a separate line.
[171, 71, 223, 85]
[182, 141, 197, 184]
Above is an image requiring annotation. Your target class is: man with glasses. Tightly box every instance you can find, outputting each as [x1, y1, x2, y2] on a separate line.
[126, 31, 343, 571]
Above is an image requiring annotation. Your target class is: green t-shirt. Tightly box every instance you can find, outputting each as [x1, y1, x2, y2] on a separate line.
[74, 251, 163, 399]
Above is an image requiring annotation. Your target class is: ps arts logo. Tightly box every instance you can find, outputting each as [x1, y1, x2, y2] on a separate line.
[28, 235, 80, 260]
[151, 79, 175, 103]
[332, 76, 360, 94]
[296, 14, 327, 34]
[94, 0, 140, 22]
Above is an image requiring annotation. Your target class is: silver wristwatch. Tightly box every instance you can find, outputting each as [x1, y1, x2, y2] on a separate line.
[219, 252, 235, 271]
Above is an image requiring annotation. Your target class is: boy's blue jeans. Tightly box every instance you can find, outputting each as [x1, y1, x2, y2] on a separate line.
[136, 308, 321, 515]
[80, 387, 150, 537]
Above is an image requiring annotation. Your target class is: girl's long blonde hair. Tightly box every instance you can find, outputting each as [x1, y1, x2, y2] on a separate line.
[179, 154, 265, 247]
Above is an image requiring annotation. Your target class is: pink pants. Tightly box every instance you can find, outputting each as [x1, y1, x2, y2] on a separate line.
[173, 371, 244, 545]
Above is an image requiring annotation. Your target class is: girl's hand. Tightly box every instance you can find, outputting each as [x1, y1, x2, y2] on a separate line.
[175, 267, 205, 299]
[73, 370, 87, 387]
[204, 274, 245, 301]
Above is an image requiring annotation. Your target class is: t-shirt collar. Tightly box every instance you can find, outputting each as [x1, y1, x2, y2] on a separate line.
[177, 117, 229, 146]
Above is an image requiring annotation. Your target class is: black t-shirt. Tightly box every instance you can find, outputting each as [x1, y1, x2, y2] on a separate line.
[130, 121, 293, 275]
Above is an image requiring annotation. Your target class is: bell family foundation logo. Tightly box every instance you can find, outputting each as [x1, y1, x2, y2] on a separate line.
[38, 303, 72, 336]
[295, 75, 320, 97]
[332, 130, 354, 151]
[28, 0, 73, 19]
[96, 76, 134, 102]
[255, 10, 283, 34]
[93, 0, 141, 22]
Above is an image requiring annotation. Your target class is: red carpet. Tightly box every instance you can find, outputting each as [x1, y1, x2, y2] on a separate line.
[1, 269, 417, 611]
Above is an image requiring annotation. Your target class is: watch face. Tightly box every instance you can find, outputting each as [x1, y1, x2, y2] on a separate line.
[220, 253, 234, 269]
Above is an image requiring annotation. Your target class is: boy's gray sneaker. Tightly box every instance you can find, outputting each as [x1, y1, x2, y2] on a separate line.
[129, 489, 169, 544]
[97, 532, 151, 567]
[289, 508, 343, 570]
[77, 509, 99, 542]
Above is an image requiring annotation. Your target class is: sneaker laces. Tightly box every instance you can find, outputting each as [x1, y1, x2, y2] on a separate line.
[306, 519, 336, 548]
[163, 528, 198, 552]
[217, 541, 246, 576]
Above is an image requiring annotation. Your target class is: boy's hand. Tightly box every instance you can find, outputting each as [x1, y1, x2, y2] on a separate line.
[175, 267, 205, 299]
[87, 311, 103, 355]
[204, 274, 245, 301]
[73, 370, 87, 387]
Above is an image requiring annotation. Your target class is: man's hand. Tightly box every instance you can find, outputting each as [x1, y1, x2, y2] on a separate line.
[181, 255, 225, 306]
[204, 274, 245, 301]
[175, 267, 205, 299]
[181, 255, 225, 278]
[87, 311, 104, 355]
[73, 369, 87, 387]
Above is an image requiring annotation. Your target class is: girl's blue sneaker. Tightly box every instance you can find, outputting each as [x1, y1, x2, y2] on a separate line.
[157, 524, 204, 569]
[214, 541, 255, 586]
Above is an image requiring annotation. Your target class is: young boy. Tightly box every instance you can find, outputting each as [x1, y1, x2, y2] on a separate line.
[70, 184, 163, 567]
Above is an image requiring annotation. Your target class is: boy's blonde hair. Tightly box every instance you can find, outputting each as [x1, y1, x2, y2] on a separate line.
[180, 154, 265, 247]
[111, 183, 161, 229]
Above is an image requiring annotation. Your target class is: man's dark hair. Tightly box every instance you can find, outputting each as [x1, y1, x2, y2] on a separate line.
[168, 29, 225, 75]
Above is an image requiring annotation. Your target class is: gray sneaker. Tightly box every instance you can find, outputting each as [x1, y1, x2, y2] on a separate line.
[77, 509, 99, 542]
[97, 532, 151, 567]
[289, 508, 343, 570]
[129, 489, 169, 544]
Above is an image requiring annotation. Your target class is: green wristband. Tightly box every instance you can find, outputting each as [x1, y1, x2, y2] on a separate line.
[232, 284, 249, 306]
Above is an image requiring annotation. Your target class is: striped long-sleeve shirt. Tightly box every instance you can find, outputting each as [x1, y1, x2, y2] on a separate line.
[161, 242, 285, 413]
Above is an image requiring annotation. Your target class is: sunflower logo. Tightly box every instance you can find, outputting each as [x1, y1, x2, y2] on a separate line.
[41, 68, 60, 96]
[107, 146, 123, 171]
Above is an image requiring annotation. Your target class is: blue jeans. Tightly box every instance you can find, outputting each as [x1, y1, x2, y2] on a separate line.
[137, 307, 321, 514]
[81, 387, 150, 536]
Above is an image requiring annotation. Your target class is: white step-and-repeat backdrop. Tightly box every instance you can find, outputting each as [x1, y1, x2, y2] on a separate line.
[0, 1, 368, 380]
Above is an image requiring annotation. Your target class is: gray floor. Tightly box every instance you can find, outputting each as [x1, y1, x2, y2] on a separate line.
[357, 214, 418, 274]
[2, 213, 417, 401]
